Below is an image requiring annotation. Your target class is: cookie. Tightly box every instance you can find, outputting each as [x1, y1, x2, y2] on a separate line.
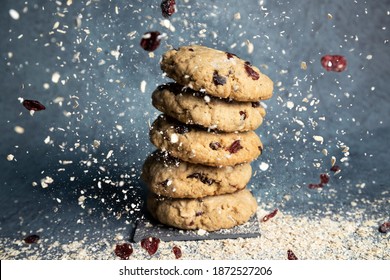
[161, 45, 273, 102]
[149, 115, 263, 167]
[141, 150, 252, 198]
[152, 83, 266, 132]
[147, 188, 258, 231]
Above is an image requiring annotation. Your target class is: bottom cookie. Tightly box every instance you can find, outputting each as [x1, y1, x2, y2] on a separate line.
[147, 189, 258, 232]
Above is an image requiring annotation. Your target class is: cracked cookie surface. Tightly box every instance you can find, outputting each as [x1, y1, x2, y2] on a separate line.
[141, 150, 252, 198]
[161, 45, 273, 102]
[152, 83, 266, 132]
[147, 188, 258, 231]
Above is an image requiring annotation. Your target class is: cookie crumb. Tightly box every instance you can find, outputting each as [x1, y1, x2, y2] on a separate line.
[6, 154, 15, 161]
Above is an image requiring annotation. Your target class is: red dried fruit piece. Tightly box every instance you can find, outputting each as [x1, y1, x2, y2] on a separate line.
[378, 222, 390, 233]
[226, 52, 237, 60]
[22, 100, 46, 111]
[239, 111, 247, 120]
[141, 236, 160, 255]
[308, 183, 324, 189]
[187, 173, 215, 185]
[115, 243, 133, 260]
[161, 0, 176, 18]
[330, 165, 341, 173]
[23, 234, 40, 244]
[244, 62, 260, 80]
[172, 245, 182, 259]
[213, 71, 227, 86]
[262, 208, 278, 222]
[140, 31, 161, 52]
[321, 54, 347, 72]
[209, 141, 221, 150]
[287, 249, 298, 260]
[226, 140, 243, 154]
[320, 173, 330, 184]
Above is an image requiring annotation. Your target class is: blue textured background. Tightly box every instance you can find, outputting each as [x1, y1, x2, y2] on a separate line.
[0, 0, 389, 243]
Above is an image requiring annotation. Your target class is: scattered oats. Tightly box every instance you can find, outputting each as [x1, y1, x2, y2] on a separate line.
[56, 198, 62, 203]
[148, 52, 155, 58]
[140, 80, 147, 93]
[204, 95, 211, 103]
[116, 124, 123, 131]
[60, 160, 73, 165]
[322, 149, 328, 156]
[8, 52, 13, 59]
[53, 21, 60, 29]
[110, 48, 121, 60]
[96, 47, 102, 53]
[300, 61, 307, 70]
[327, 13, 333, 19]
[66, 0, 73, 5]
[115, 6, 119, 15]
[259, 162, 269, 171]
[170, 133, 179, 144]
[245, 40, 254, 54]
[6, 154, 15, 161]
[197, 229, 207, 236]
[366, 54, 373, 60]
[234, 12, 241, 20]
[313, 135, 324, 145]
[93, 140, 101, 149]
[294, 118, 305, 127]
[40, 176, 54, 188]
[286, 101, 294, 109]
[106, 150, 114, 159]
[331, 156, 336, 167]
[160, 19, 175, 32]
[32, 182, 38, 187]
[51, 72, 61, 83]
[44, 136, 51, 144]
[14, 126, 25, 134]
[9, 9, 20, 20]
[351, 201, 357, 207]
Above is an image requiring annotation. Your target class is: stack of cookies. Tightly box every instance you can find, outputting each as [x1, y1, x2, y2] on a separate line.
[142, 45, 273, 232]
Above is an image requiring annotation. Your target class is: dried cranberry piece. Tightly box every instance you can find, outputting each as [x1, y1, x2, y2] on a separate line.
[141, 236, 160, 255]
[195, 211, 204, 216]
[23, 234, 40, 244]
[308, 183, 323, 189]
[213, 71, 227, 86]
[251, 101, 261, 108]
[378, 222, 390, 233]
[262, 208, 278, 222]
[209, 142, 221, 150]
[175, 124, 189, 134]
[161, 0, 176, 18]
[321, 55, 347, 72]
[226, 52, 237, 59]
[330, 165, 341, 173]
[244, 62, 260, 80]
[115, 243, 133, 260]
[226, 140, 243, 154]
[187, 173, 215, 185]
[258, 146, 263, 154]
[287, 249, 298, 260]
[140, 31, 161, 52]
[22, 100, 46, 111]
[188, 48, 194, 52]
[172, 245, 182, 259]
[239, 111, 247, 120]
[320, 173, 330, 184]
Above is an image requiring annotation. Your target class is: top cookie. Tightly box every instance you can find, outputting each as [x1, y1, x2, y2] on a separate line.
[161, 45, 273, 102]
